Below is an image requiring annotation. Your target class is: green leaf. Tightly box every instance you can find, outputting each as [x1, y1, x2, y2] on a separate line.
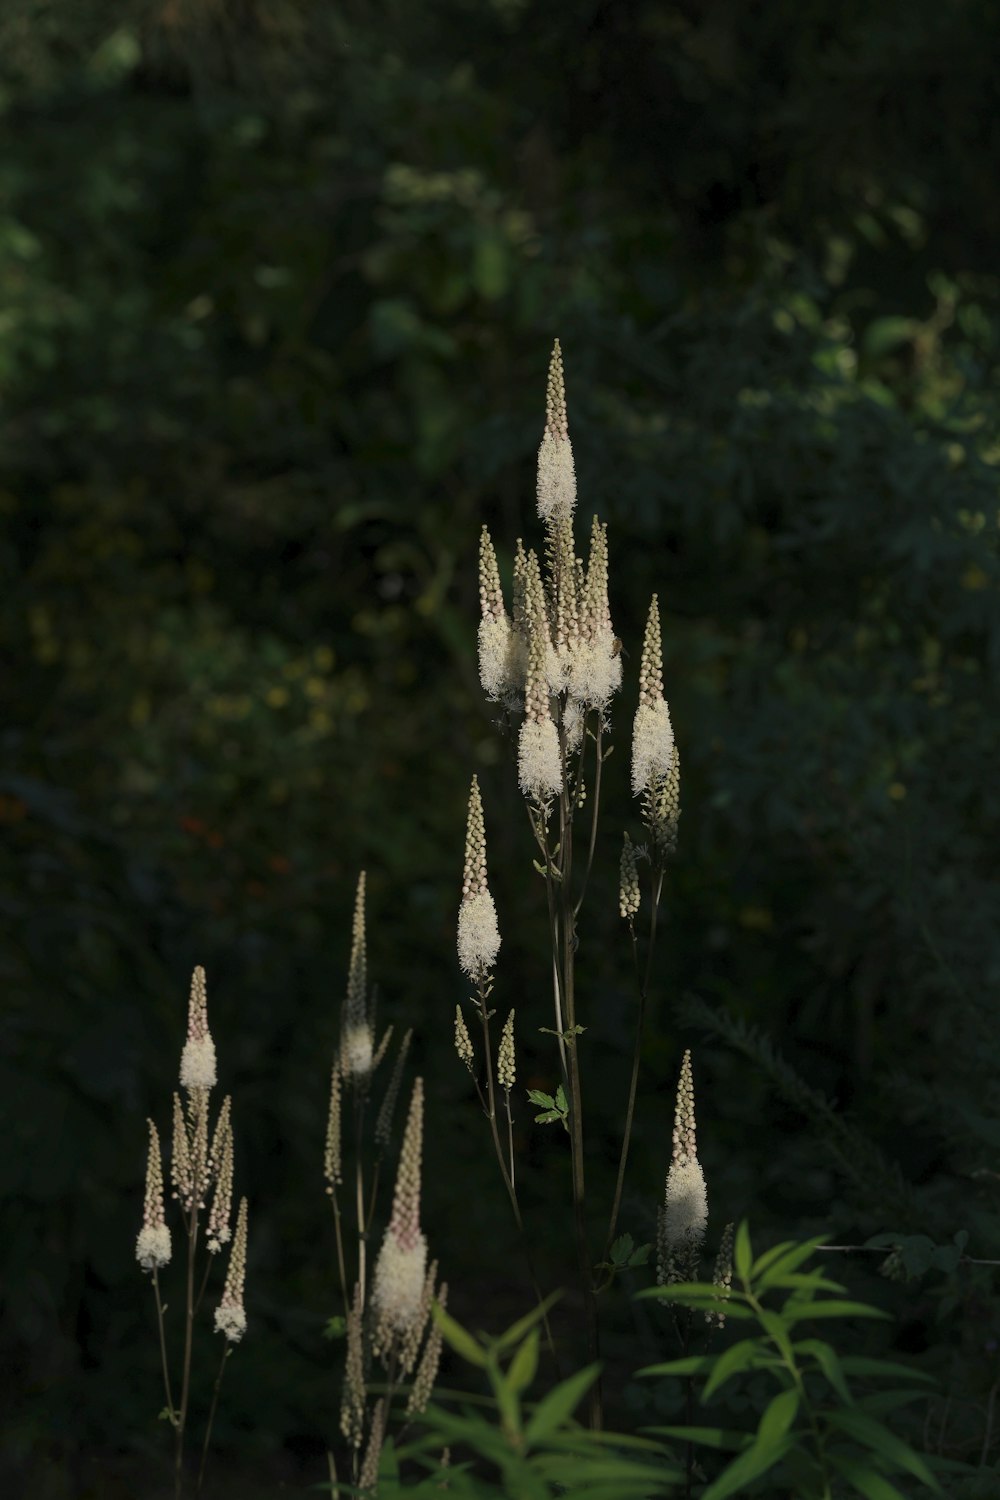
[533, 1109, 563, 1125]
[523, 1364, 600, 1444]
[611, 1233, 635, 1266]
[825, 1408, 943, 1491]
[701, 1338, 765, 1400]
[733, 1222, 753, 1284]
[899, 1235, 936, 1278]
[794, 1337, 853, 1404]
[752, 1238, 826, 1282]
[628, 1242, 652, 1268]
[487, 1352, 522, 1439]
[506, 1329, 540, 1396]
[494, 1291, 563, 1352]
[637, 1355, 717, 1379]
[526, 1089, 554, 1109]
[701, 1389, 798, 1500]
[323, 1315, 347, 1340]
[839, 1356, 936, 1384]
[783, 1298, 891, 1323]
[554, 1084, 568, 1113]
[431, 1303, 487, 1367]
[642, 1425, 748, 1452]
[829, 1455, 910, 1500]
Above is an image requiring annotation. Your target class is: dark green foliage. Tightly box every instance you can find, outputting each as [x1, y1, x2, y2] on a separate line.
[0, 0, 998, 1493]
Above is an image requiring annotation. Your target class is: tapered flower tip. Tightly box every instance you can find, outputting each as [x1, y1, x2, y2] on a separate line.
[180, 965, 217, 1090]
[536, 339, 576, 521]
[373, 1079, 428, 1338]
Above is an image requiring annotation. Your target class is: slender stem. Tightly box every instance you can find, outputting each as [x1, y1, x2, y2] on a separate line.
[573, 720, 604, 919]
[476, 973, 561, 1372]
[604, 867, 664, 1259]
[152, 1268, 176, 1423]
[196, 1346, 230, 1496]
[557, 745, 601, 1429]
[193, 1251, 213, 1320]
[504, 1088, 515, 1193]
[528, 800, 569, 1086]
[329, 1185, 349, 1314]
[353, 1091, 368, 1308]
[176, 1208, 199, 1500]
[366, 1161, 382, 1237]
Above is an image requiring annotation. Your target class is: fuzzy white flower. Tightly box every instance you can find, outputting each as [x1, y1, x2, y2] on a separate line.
[457, 889, 501, 976]
[372, 1080, 429, 1353]
[664, 1157, 708, 1250]
[372, 1231, 428, 1335]
[214, 1197, 248, 1343]
[341, 1023, 374, 1077]
[180, 966, 217, 1091]
[631, 698, 675, 796]
[137, 1119, 171, 1271]
[458, 778, 501, 976]
[136, 1224, 172, 1272]
[517, 717, 562, 800]
[478, 614, 513, 700]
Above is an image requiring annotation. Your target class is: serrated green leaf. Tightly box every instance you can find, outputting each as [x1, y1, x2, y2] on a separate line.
[523, 1363, 600, 1445]
[628, 1242, 652, 1267]
[611, 1233, 635, 1266]
[526, 1089, 554, 1109]
[533, 1109, 562, 1124]
[323, 1314, 347, 1340]
[554, 1084, 568, 1112]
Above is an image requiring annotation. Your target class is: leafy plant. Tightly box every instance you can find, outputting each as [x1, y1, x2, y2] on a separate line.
[639, 1223, 942, 1499]
[360, 1299, 684, 1498]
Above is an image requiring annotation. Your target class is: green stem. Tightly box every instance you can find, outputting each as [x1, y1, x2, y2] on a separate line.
[603, 867, 664, 1260]
[175, 1207, 199, 1500]
[329, 1184, 349, 1315]
[152, 1268, 176, 1425]
[196, 1346, 230, 1496]
[476, 972, 561, 1372]
[573, 719, 603, 919]
[557, 749, 601, 1429]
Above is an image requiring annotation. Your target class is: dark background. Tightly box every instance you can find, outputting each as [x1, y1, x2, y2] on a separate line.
[2, 1, 999, 1495]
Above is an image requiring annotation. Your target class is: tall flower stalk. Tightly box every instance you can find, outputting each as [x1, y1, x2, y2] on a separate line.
[136, 967, 247, 1500]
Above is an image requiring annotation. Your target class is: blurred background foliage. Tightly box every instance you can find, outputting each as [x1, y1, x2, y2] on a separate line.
[1, 0, 998, 1494]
